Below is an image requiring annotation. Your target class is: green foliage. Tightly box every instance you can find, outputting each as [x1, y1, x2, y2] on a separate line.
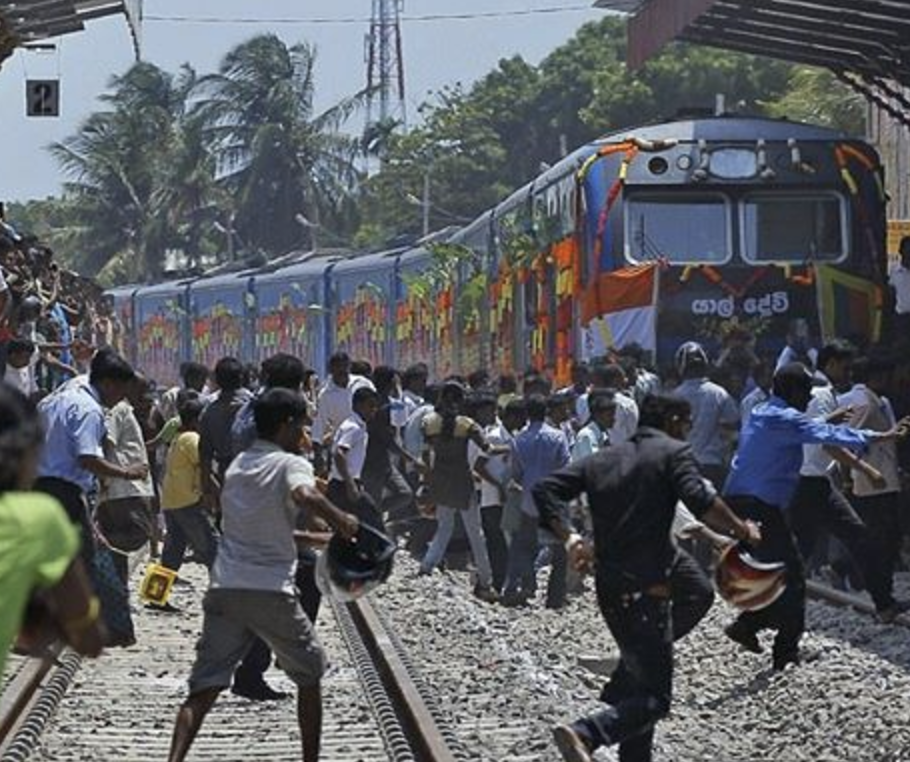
[12, 19, 864, 287]
[764, 67, 866, 135]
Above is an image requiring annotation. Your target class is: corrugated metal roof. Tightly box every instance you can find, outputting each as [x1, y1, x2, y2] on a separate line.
[0, 0, 139, 66]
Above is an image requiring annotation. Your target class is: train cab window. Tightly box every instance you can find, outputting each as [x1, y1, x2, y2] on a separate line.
[625, 193, 731, 264]
[742, 193, 847, 263]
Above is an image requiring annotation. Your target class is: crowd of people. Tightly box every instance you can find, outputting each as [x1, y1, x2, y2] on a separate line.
[3, 283, 910, 761]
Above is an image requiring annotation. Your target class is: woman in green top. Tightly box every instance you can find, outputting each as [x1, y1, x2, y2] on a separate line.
[0, 385, 105, 676]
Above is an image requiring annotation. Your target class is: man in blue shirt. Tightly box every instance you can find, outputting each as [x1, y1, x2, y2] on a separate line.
[504, 394, 570, 607]
[723, 362, 905, 670]
[37, 348, 148, 562]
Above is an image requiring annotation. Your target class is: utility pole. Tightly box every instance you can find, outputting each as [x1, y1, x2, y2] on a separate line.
[421, 168, 430, 237]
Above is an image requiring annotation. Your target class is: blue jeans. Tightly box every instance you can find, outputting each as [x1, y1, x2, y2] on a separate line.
[161, 505, 219, 573]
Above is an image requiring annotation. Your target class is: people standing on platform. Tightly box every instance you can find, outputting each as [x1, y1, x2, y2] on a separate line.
[166, 389, 359, 762]
[534, 394, 759, 762]
[723, 363, 908, 671]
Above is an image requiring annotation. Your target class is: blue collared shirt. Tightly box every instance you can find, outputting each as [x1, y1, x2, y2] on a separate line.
[37, 383, 106, 494]
[724, 395, 871, 510]
[512, 421, 570, 517]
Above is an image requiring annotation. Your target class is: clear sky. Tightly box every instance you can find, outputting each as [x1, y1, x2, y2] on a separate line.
[0, 0, 605, 202]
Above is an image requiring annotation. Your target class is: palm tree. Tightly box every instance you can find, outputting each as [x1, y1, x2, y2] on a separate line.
[194, 34, 366, 255]
[50, 62, 193, 278]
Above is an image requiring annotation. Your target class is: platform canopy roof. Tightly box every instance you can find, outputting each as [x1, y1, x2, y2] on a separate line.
[0, 0, 140, 67]
[595, 0, 910, 123]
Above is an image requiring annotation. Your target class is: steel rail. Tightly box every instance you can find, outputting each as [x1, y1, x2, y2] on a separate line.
[807, 579, 910, 627]
[342, 596, 462, 762]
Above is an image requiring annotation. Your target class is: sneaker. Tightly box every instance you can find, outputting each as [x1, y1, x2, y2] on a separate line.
[231, 682, 289, 701]
[772, 647, 820, 671]
[473, 585, 499, 603]
[877, 600, 910, 624]
[553, 725, 594, 762]
[724, 622, 763, 654]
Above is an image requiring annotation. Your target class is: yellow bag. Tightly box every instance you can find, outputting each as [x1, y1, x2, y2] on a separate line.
[139, 563, 177, 606]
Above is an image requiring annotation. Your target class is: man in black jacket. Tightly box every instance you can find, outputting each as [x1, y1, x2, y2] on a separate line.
[534, 394, 760, 762]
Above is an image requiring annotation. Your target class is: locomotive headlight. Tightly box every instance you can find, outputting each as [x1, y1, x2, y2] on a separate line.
[710, 148, 758, 179]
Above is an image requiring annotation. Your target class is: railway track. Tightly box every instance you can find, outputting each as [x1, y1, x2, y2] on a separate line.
[2, 559, 908, 761]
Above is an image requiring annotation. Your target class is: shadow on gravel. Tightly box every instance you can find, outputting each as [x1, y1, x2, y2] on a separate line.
[805, 604, 910, 673]
[699, 668, 777, 711]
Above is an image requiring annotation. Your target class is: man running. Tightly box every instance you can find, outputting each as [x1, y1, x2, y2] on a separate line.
[167, 389, 359, 762]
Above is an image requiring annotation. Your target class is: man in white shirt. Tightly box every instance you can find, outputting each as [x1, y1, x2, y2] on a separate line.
[311, 352, 375, 469]
[468, 393, 513, 593]
[576, 363, 638, 444]
[888, 237, 910, 316]
[572, 390, 616, 462]
[327, 386, 380, 515]
[838, 354, 906, 618]
[97, 374, 156, 582]
[671, 341, 739, 488]
[167, 389, 359, 762]
[4, 338, 40, 397]
[788, 340, 908, 623]
[739, 362, 773, 429]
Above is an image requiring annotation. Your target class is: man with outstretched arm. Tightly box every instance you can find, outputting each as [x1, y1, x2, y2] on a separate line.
[533, 393, 760, 762]
[167, 389, 359, 762]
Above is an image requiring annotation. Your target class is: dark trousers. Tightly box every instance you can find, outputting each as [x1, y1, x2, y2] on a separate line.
[233, 554, 322, 690]
[578, 576, 673, 762]
[851, 492, 902, 605]
[160, 506, 219, 574]
[503, 513, 539, 599]
[480, 504, 508, 592]
[601, 549, 713, 704]
[35, 477, 94, 563]
[362, 465, 413, 523]
[728, 496, 805, 666]
[545, 541, 568, 610]
[789, 476, 895, 611]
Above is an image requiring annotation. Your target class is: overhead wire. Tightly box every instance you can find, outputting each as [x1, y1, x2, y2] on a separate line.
[144, 5, 595, 26]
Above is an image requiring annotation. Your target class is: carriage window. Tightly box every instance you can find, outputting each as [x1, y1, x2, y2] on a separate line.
[625, 194, 731, 264]
[742, 193, 846, 263]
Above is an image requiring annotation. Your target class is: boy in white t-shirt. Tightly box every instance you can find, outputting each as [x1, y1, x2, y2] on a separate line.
[4, 338, 39, 398]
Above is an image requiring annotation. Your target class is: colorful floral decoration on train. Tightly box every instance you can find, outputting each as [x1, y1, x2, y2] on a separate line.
[336, 283, 388, 368]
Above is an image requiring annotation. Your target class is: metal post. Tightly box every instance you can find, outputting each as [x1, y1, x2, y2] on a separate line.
[421, 169, 431, 238]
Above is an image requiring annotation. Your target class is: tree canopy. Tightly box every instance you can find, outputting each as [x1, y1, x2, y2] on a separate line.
[10, 19, 867, 283]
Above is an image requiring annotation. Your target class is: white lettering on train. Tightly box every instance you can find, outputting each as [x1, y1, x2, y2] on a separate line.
[690, 291, 789, 318]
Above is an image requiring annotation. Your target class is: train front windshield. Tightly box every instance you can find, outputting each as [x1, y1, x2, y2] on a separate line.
[625, 190, 848, 266]
[742, 193, 847, 263]
[626, 194, 730, 264]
